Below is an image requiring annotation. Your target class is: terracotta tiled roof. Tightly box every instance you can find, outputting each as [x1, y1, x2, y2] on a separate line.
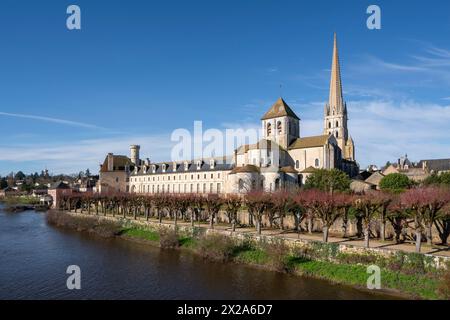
[289, 135, 330, 150]
[261, 98, 300, 120]
[280, 166, 298, 174]
[100, 155, 132, 172]
[230, 165, 260, 174]
[300, 166, 317, 173]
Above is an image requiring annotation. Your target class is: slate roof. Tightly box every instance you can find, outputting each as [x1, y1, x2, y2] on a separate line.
[289, 135, 331, 150]
[50, 181, 71, 189]
[418, 159, 450, 172]
[261, 97, 300, 121]
[133, 161, 233, 176]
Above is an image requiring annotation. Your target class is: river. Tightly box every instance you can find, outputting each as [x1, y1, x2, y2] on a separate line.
[0, 205, 394, 299]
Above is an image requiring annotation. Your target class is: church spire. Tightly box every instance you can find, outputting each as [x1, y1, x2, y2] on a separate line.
[328, 33, 344, 112]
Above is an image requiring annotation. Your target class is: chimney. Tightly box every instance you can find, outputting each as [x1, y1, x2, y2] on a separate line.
[107, 153, 114, 171]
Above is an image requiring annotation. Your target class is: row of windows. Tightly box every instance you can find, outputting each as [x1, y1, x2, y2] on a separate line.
[132, 183, 222, 194]
[294, 159, 320, 169]
[328, 121, 340, 128]
[131, 172, 221, 183]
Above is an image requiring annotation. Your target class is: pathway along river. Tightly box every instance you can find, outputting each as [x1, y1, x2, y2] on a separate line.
[0, 205, 395, 299]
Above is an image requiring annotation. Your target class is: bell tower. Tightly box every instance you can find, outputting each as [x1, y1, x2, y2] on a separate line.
[323, 34, 354, 161]
[261, 97, 300, 149]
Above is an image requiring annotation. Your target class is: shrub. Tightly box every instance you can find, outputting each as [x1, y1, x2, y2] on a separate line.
[437, 264, 450, 299]
[46, 211, 121, 237]
[262, 240, 290, 272]
[336, 252, 379, 265]
[197, 233, 236, 262]
[159, 228, 180, 248]
[379, 173, 411, 192]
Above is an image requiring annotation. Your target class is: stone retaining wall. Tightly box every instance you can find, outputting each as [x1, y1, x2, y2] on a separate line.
[64, 211, 450, 270]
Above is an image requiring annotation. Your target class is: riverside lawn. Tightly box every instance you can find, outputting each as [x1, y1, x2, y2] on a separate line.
[46, 211, 450, 300]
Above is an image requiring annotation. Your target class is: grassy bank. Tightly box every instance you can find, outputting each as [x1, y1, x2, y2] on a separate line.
[46, 211, 450, 300]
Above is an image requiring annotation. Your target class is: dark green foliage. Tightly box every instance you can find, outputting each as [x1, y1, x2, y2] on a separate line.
[424, 172, 450, 186]
[379, 173, 411, 192]
[304, 169, 351, 193]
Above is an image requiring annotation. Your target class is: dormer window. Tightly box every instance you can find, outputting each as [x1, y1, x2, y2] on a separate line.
[162, 164, 167, 173]
[197, 160, 202, 170]
[151, 165, 156, 173]
[209, 159, 215, 169]
[184, 161, 189, 171]
[143, 166, 147, 174]
[172, 162, 177, 172]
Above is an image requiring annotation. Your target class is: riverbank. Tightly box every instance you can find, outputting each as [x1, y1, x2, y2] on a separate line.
[46, 211, 450, 300]
[0, 196, 48, 212]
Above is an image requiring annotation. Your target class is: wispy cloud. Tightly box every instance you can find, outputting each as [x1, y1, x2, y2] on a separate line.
[0, 112, 105, 130]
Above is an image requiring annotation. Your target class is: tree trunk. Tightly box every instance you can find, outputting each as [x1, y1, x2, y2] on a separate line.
[308, 217, 313, 234]
[256, 219, 261, 235]
[232, 216, 236, 232]
[426, 223, 433, 246]
[191, 210, 195, 227]
[174, 211, 178, 227]
[210, 213, 214, 229]
[415, 230, 422, 253]
[280, 215, 284, 231]
[145, 208, 149, 221]
[158, 209, 162, 224]
[380, 221, 386, 242]
[322, 226, 329, 243]
[364, 226, 370, 248]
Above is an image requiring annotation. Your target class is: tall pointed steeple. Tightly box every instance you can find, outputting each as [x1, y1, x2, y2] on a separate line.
[323, 33, 354, 161]
[328, 33, 344, 112]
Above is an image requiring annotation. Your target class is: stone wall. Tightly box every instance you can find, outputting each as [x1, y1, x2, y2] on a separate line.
[64, 211, 450, 270]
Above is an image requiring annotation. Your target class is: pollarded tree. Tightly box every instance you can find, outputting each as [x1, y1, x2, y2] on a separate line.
[291, 192, 306, 237]
[435, 203, 450, 245]
[401, 187, 450, 252]
[354, 191, 388, 248]
[245, 191, 271, 235]
[153, 194, 167, 224]
[271, 191, 294, 231]
[303, 190, 350, 242]
[204, 194, 224, 229]
[224, 194, 242, 232]
[386, 195, 409, 244]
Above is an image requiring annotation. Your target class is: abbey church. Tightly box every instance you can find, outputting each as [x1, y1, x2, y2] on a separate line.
[98, 34, 359, 194]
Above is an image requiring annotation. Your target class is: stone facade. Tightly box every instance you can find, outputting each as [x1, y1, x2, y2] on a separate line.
[99, 34, 359, 195]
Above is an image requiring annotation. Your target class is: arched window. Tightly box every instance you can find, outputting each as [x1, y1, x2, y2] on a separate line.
[274, 178, 280, 191]
[267, 123, 272, 136]
[238, 179, 244, 192]
[315, 158, 320, 168]
[335, 131, 339, 138]
[336, 121, 339, 127]
[295, 160, 299, 169]
[277, 121, 282, 134]
[328, 122, 331, 129]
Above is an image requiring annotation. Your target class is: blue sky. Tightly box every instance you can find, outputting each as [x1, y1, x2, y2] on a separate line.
[0, 0, 450, 175]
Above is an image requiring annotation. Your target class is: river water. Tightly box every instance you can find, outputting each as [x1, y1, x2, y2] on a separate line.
[0, 205, 394, 299]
